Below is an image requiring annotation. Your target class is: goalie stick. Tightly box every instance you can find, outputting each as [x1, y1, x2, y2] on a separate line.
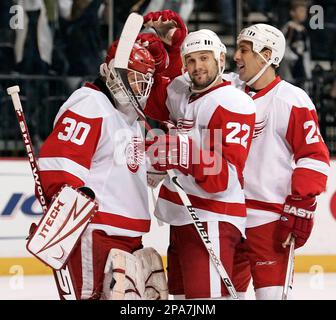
[282, 236, 295, 300]
[113, 13, 239, 300]
[7, 86, 79, 300]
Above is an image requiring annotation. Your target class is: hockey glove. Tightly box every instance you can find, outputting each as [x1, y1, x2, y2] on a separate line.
[137, 33, 169, 74]
[143, 10, 187, 49]
[146, 134, 194, 176]
[277, 195, 316, 249]
[147, 168, 167, 189]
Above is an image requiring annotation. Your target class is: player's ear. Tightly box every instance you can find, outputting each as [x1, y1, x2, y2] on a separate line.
[261, 48, 272, 63]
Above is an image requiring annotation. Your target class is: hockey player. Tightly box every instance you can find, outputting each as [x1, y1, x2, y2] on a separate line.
[37, 39, 168, 300]
[225, 24, 330, 299]
[144, 11, 256, 299]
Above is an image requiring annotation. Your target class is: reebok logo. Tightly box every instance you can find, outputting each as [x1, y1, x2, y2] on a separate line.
[256, 261, 277, 266]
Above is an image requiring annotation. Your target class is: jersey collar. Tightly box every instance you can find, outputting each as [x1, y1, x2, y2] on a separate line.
[189, 81, 231, 103]
[84, 82, 101, 91]
[246, 76, 282, 100]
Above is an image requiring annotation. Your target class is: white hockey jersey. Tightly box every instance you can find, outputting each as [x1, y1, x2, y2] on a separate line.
[224, 73, 330, 227]
[146, 74, 256, 236]
[38, 83, 150, 237]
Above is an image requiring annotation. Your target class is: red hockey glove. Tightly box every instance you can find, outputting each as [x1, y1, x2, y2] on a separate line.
[137, 33, 168, 74]
[276, 196, 316, 249]
[146, 134, 194, 175]
[144, 10, 187, 49]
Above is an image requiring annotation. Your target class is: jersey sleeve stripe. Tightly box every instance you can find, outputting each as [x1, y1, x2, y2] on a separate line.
[38, 157, 89, 182]
[296, 157, 330, 176]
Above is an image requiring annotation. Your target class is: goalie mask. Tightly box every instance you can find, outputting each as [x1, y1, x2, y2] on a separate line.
[100, 41, 155, 107]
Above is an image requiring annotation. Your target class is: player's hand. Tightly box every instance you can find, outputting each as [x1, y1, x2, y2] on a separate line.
[146, 134, 194, 175]
[276, 195, 316, 249]
[143, 10, 187, 48]
[137, 33, 168, 74]
[147, 168, 167, 188]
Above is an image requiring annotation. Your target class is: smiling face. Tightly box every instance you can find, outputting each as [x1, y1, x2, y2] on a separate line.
[233, 40, 272, 83]
[184, 50, 221, 91]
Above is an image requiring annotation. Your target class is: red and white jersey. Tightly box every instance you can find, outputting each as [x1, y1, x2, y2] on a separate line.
[38, 83, 150, 238]
[146, 74, 256, 236]
[224, 73, 330, 227]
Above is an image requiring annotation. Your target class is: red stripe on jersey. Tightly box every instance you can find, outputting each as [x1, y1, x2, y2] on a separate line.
[286, 106, 329, 197]
[292, 167, 328, 197]
[286, 106, 329, 164]
[84, 82, 101, 91]
[159, 185, 246, 217]
[245, 199, 283, 214]
[39, 170, 84, 204]
[251, 76, 282, 100]
[193, 106, 255, 193]
[39, 110, 102, 169]
[91, 211, 151, 232]
[188, 81, 231, 103]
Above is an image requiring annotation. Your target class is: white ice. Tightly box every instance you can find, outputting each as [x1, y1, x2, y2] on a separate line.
[0, 273, 335, 300]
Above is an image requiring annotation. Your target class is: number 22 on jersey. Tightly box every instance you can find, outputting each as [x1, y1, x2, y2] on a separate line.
[226, 122, 251, 148]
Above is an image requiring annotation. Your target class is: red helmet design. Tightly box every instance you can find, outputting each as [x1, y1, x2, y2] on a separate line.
[105, 40, 155, 76]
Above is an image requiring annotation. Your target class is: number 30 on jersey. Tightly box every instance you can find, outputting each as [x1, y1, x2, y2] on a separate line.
[58, 117, 91, 146]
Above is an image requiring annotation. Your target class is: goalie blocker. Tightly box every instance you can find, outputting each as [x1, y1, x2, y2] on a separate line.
[27, 185, 98, 270]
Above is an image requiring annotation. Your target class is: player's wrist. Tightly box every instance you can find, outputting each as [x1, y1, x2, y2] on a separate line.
[283, 195, 316, 219]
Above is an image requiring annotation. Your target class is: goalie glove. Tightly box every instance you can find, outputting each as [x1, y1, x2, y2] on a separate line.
[276, 195, 316, 249]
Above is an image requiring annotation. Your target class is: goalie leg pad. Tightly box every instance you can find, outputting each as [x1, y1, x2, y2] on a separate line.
[133, 247, 168, 300]
[101, 248, 145, 300]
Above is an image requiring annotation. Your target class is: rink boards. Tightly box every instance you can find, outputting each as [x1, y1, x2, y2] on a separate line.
[1, 159, 336, 275]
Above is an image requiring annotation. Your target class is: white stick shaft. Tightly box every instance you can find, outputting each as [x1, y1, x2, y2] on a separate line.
[282, 236, 295, 300]
[7, 85, 77, 300]
[7, 86, 48, 213]
[166, 170, 238, 299]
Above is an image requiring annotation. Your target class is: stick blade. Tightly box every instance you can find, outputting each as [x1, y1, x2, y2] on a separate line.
[114, 13, 144, 69]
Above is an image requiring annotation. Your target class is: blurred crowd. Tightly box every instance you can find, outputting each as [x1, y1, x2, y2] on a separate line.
[0, 0, 196, 77]
[0, 0, 335, 155]
[0, 0, 335, 81]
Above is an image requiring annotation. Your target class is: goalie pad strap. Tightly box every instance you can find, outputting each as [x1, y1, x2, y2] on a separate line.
[112, 268, 142, 298]
[102, 248, 145, 300]
[102, 247, 168, 300]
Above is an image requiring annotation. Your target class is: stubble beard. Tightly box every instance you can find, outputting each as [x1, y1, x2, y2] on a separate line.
[192, 73, 217, 90]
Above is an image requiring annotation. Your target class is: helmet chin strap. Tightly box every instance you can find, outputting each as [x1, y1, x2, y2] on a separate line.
[246, 52, 273, 87]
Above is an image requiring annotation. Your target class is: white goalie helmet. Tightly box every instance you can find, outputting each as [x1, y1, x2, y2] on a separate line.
[237, 23, 286, 67]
